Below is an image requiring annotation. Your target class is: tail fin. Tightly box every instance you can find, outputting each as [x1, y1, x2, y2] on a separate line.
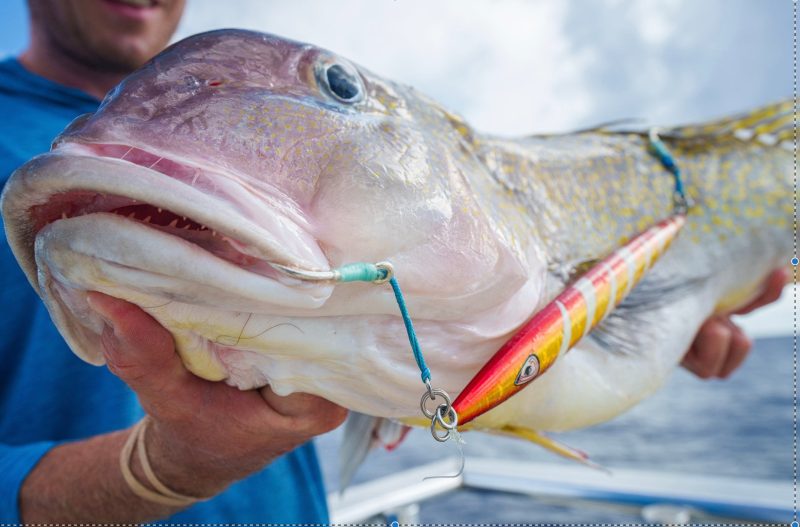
[659, 99, 792, 149]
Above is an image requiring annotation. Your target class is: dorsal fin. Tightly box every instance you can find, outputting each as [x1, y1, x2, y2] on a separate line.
[656, 99, 792, 148]
[528, 118, 644, 138]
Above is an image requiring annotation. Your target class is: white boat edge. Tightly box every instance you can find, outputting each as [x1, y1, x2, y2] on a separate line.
[328, 457, 791, 524]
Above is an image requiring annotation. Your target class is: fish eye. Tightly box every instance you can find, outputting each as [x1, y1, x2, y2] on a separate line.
[318, 62, 364, 104]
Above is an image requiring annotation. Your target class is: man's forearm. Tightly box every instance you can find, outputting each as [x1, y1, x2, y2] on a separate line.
[20, 427, 186, 523]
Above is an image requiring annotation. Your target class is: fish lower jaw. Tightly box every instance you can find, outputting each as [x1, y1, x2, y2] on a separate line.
[36, 211, 333, 332]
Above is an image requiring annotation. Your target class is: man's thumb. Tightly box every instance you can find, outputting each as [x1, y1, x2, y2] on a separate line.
[86, 291, 184, 395]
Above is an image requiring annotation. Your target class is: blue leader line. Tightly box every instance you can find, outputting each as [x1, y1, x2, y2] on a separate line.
[388, 276, 431, 384]
[649, 128, 690, 213]
[334, 262, 431, 383]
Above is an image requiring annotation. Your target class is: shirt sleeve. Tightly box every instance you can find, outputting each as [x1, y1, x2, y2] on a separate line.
[0, 441, 57, 522]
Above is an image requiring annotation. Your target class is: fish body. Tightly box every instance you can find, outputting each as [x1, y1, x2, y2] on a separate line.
[0, 30, 792, 439]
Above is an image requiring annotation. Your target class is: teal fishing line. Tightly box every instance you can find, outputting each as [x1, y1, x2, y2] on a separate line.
[389, 276, 431, 383]
[336, 262, 385, 282]
[332, 262, 431, 383]
[332, 262, 455, 443]
[648, 130, 689, 210]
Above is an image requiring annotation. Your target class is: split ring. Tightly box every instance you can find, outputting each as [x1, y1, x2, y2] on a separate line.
[433, 404, 458, 430]
[420, 388, 451, 419]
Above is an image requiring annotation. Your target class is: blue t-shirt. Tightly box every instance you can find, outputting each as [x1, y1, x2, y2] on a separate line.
[0, 58, 329, 523]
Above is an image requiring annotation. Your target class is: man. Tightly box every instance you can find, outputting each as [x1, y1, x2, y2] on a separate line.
[0, 0, 346, 522]
[0, 0, 788, 522]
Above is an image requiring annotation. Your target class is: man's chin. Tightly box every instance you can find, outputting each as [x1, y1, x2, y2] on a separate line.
[91, 37, 166, 74]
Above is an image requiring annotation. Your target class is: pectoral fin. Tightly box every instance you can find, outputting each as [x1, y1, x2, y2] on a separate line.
[339, 412, 411, 491]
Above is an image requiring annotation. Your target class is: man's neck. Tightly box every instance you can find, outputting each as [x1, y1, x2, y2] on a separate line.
[18, 39, 125, 101]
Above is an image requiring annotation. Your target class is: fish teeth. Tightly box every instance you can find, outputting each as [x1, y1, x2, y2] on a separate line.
[157, 207, 163, 213]
[143, 216, 152, 223]
[168, 219, 178, 228]
[61, 212, 68, 219]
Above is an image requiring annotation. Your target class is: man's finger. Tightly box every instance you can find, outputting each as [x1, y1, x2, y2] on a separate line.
[86, 291, 189, 399]
[683, 318, 731, 378]
[718, 320, 752, 378]
[259, 386, 348, 432]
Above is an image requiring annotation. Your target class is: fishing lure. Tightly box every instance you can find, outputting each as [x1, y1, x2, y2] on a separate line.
[451, 213, 686, 426]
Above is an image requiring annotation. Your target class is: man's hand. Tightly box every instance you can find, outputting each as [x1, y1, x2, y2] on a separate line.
[682, 268, 789, 379]
[21, 293, 346, 523]
[86, 291, 348, 498]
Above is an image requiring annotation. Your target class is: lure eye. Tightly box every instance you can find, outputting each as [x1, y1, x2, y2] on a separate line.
[318, 62, 364, 104]
[514, 355, 540, 386]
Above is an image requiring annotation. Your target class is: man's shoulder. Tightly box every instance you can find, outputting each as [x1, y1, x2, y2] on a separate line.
[0, 57, 97, 108]
[0, 58, 98, 184]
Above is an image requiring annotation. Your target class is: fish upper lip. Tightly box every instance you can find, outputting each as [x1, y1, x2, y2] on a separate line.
[3, 143, 331, 284]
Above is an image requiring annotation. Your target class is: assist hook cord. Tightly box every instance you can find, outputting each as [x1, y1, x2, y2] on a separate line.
[271, 260, 462, 448]
[649, 127, 693, 215]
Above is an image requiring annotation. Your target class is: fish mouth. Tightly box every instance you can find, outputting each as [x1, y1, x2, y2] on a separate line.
[2, 142, 332, 310]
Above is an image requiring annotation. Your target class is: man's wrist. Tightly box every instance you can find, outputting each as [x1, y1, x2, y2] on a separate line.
[135, 420, 236, 499]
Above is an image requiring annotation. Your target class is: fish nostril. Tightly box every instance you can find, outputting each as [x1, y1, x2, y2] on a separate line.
[183, 75, 202, 90]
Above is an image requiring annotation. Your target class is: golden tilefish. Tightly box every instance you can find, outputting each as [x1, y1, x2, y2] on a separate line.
[0, 30, 792, 466]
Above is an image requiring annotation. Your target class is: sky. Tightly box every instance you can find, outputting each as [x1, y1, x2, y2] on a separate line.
[0, 0, 794, 336]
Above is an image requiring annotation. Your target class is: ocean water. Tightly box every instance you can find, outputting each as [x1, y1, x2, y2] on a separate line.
[315, 336, 793, 523]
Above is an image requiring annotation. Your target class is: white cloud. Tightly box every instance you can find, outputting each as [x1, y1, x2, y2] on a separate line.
[631, 0, 681, 47]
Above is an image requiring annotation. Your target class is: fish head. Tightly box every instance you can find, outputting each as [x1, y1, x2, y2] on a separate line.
[68, 28, 526, 296]
[2, 29, 537, 398]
